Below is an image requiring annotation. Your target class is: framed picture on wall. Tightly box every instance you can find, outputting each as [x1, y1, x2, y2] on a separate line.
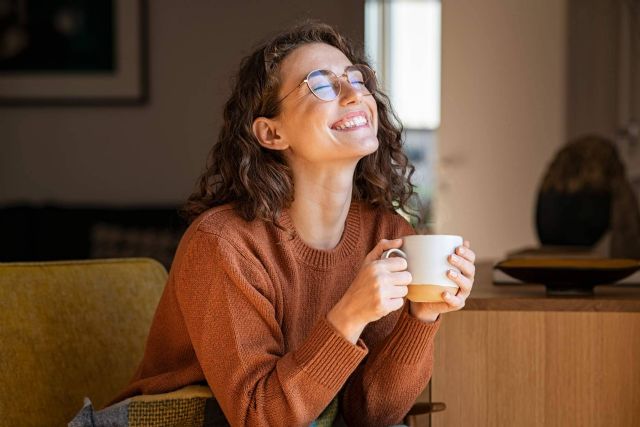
[0, 0, 148, 106]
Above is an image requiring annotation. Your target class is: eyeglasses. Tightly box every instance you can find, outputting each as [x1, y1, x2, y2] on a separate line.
[277, 64, 377, 103]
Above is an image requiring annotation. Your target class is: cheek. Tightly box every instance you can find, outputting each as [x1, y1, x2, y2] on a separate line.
[285, 105, 324, 134]
[300, 102, 329, 125]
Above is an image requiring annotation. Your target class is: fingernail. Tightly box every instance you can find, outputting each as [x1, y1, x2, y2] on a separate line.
[458, 247, 465, 255]
[449, 269, 458, 278]
[451, 255, 459, 264]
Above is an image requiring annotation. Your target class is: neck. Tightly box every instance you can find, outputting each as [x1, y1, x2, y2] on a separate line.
[288, 161, 357, 250]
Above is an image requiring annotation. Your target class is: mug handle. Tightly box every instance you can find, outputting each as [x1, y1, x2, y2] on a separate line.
[381, 248, 407, 260]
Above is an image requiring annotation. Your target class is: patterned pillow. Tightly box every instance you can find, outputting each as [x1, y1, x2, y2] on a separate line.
[90, 222, 182, 269]
[68, 385, 338, 426]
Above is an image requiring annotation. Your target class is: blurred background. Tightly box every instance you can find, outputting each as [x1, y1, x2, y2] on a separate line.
[1, 0, 639, 267]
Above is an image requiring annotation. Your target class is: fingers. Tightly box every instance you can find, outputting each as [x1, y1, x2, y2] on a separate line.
[456, 243, 476, 263]
[387, 297, 405, 312]
[389, 284, 409, 299]
[442, 290, 465, 309]
[449, 253, 475, 279]
[388, 270, 412, 286]
[447, 269, 473, 297]
[377, 256, 409, 273]
[365, 238, 403, 263]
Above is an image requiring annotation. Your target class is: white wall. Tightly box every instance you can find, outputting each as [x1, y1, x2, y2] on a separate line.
[0, 1, 364, 205]
[436, 0, 568, 260]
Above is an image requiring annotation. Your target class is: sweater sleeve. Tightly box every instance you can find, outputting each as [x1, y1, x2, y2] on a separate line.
[340, 212, 441, 427]
[174, 229, 368, 427]
[341, 308, 440, 426]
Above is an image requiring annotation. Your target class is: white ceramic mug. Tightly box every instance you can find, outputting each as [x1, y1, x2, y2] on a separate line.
[382, 234, 463, 302]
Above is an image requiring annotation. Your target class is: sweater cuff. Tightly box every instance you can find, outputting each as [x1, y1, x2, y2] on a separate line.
[294, 318, 368, 391]
[380, 309, 441, 365]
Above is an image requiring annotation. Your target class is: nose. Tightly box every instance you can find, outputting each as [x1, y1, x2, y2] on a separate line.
[338, 77, 363, 106]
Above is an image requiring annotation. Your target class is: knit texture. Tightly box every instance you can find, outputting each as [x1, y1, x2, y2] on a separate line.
[111, 202, 440, 426]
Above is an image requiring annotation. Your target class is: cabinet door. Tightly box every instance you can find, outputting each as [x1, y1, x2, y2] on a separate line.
[431, 311, 640, 427]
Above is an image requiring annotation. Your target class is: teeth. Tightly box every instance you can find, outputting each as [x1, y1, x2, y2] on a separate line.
[335, 116, 367, 130]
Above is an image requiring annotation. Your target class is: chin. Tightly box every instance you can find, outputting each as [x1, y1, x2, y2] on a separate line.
[354, 135, 380, 156]
[336, 140, 378, 165]
[327, 129, 379, 159]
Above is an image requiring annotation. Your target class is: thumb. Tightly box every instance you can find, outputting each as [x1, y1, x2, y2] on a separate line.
[364, 238, 403, 264]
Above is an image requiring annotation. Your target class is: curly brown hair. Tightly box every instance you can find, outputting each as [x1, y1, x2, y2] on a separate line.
[181, 21, 418, 224]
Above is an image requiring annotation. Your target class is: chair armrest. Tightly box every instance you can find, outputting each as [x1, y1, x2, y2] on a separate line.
[406, 401, 446, 415]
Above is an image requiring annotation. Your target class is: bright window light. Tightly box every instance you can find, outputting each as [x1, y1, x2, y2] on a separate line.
[365, 0, 441, 129]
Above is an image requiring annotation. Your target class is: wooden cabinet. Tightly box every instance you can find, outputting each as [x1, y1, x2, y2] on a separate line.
[422, 263, 640, 427]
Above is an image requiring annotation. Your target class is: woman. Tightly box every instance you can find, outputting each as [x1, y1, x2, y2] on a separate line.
[113, 22, 476, 426]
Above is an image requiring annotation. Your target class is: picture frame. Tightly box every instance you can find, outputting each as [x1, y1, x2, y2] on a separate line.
[0, 0, 148, 106]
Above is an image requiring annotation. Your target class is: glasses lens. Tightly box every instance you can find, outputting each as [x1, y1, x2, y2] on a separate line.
[307, 70, 340, 101]
[347, 65, 376, 94]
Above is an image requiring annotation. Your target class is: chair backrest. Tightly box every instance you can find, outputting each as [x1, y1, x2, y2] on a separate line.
[0, 258, 167, 427]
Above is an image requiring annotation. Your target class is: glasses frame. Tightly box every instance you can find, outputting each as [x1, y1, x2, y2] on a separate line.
[276, 64, 376, 104]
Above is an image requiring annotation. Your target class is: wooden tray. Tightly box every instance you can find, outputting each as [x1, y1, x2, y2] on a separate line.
[493, 258, 640, 295]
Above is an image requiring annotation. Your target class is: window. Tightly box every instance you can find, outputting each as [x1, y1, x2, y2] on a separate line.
[366, 0, 441, 129]
[365, 0, 441, 229]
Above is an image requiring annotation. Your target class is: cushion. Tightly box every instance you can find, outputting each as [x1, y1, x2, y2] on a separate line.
[68, 385, 339, 426]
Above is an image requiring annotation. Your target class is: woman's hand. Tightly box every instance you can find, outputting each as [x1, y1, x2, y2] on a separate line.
[327, 238, 412, 344]
[409, 240, 476, 323]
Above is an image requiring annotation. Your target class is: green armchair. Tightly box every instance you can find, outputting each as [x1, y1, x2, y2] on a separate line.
[0, 258, 167, 427]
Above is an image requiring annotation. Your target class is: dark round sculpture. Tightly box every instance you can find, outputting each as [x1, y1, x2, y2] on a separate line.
[535, 135, 621, 248]
[536, 191, 611, 246]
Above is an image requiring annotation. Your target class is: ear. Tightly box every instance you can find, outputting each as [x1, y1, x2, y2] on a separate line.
[252, 117, 289, 151]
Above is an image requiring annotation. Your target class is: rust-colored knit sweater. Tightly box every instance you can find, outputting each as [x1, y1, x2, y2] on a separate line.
[112, 202, 440, 426]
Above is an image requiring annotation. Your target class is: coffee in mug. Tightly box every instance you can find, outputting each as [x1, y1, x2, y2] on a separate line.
[382, 235, 463, 302]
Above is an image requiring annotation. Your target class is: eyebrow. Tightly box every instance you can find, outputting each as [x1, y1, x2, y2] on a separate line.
[295, 64, 353, 82]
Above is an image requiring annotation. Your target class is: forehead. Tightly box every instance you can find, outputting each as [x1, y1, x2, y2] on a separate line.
[279, 42, 353, 83]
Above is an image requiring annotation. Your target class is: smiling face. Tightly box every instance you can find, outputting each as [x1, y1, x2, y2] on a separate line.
[270, 42, 379, 167]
